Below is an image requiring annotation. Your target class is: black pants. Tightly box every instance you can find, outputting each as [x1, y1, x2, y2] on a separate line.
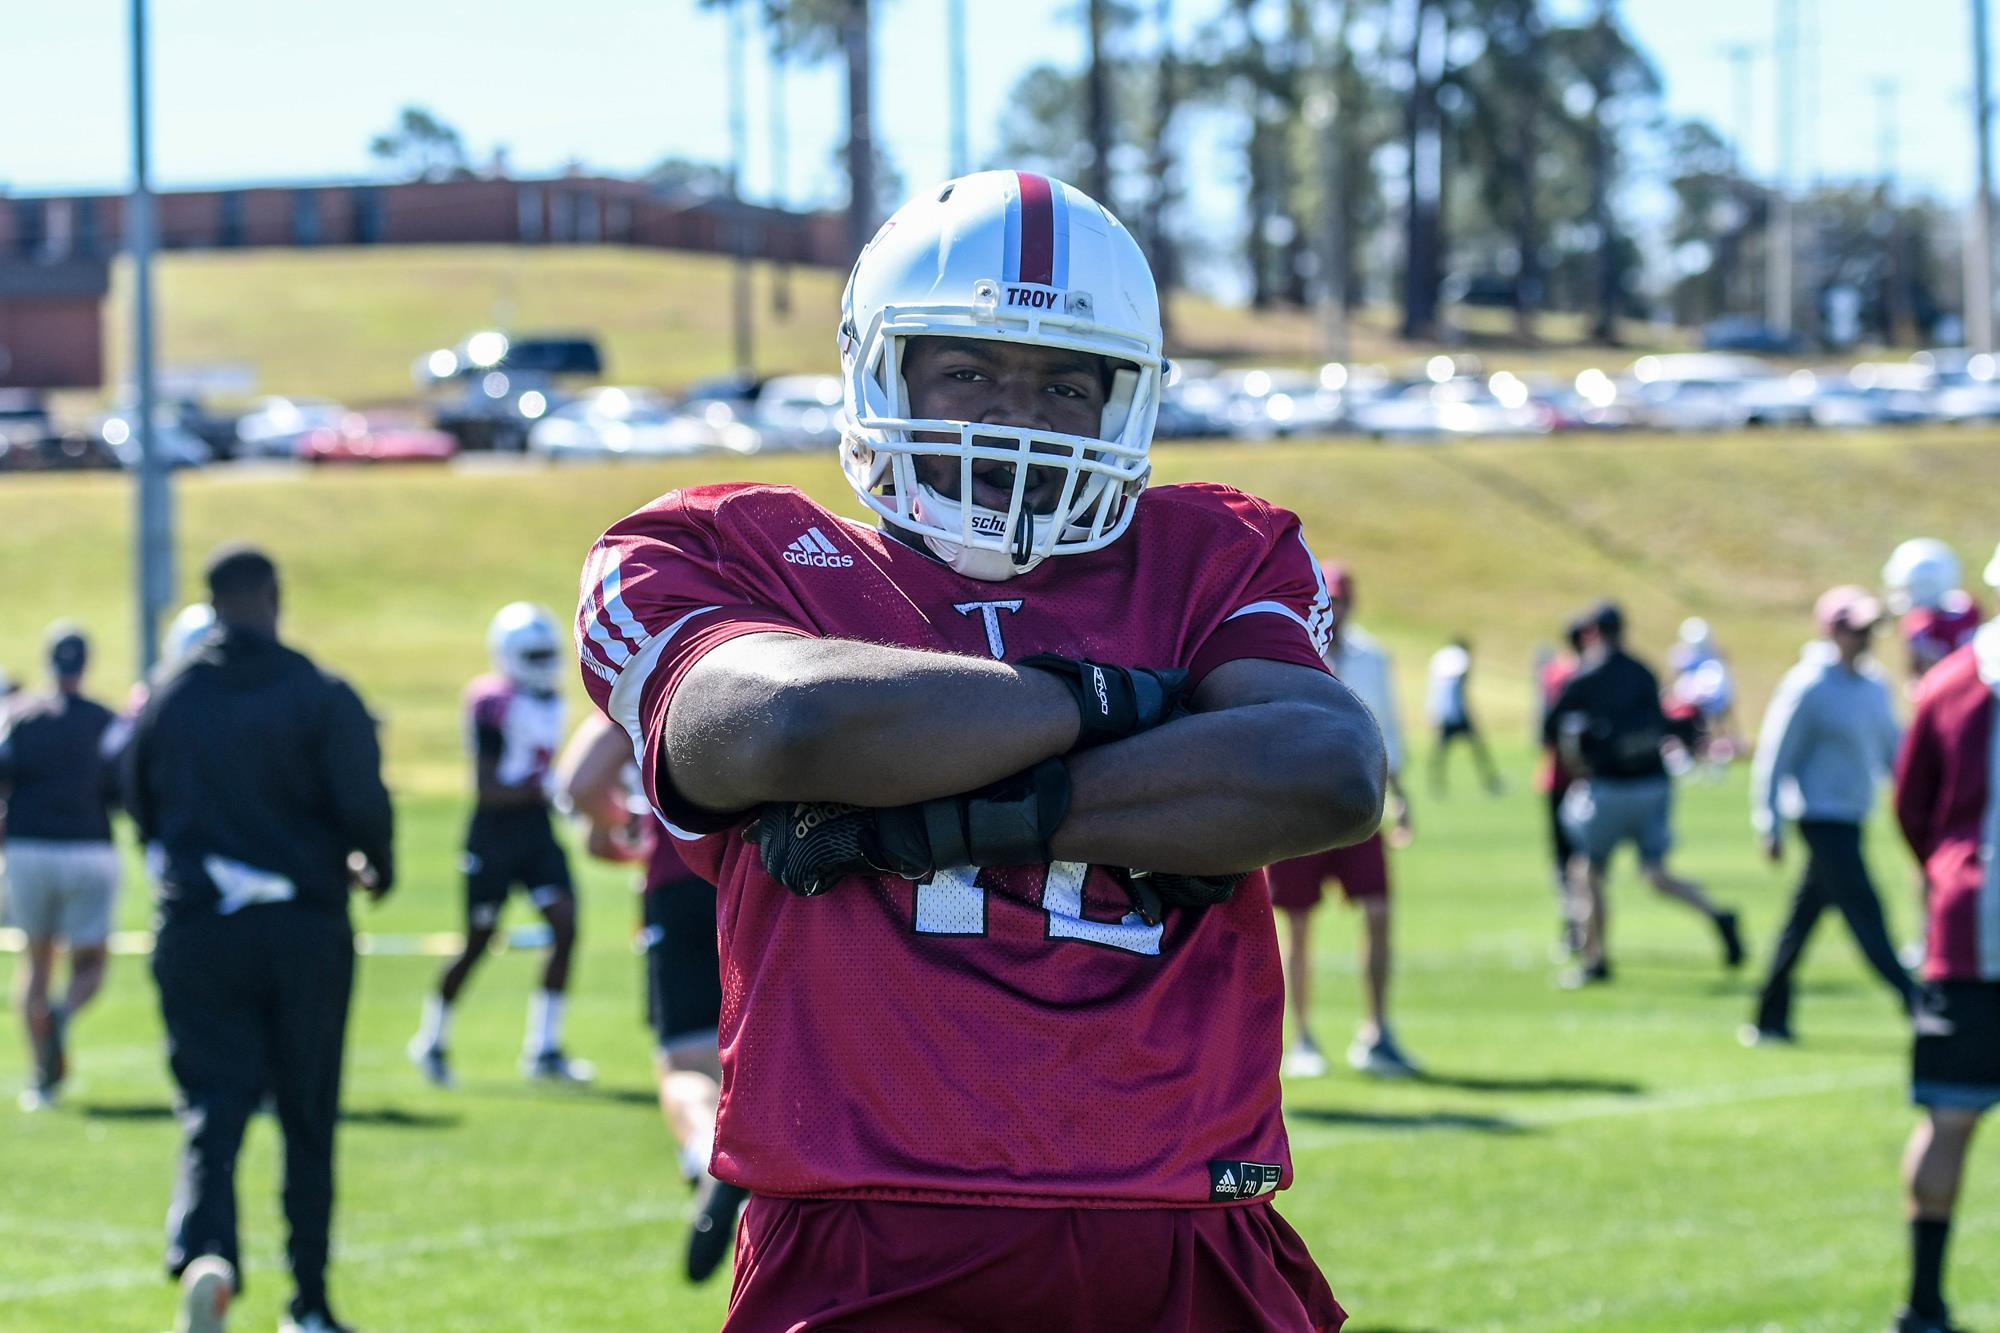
[1755, 820, 1916, 1032]
[153, 906, 354, 1313]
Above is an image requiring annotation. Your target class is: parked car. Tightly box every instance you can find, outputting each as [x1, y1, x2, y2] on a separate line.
[529, 386, 760, 459]
[299, 413, 457, 463]
[1347, 378, 1550, 438]
[1807, 364, 1938, 429]
[235, 396, 347, 459]
[1213, 368, 1345, 440]
[96, 404, 213, 469]
[750, 375, 845, 451]
[417, 331, 599, 451]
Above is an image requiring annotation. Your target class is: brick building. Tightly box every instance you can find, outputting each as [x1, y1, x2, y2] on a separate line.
[0, 174, 843, 388]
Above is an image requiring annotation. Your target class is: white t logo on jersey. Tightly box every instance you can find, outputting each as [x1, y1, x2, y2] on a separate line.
[953, 599, 1024, 659]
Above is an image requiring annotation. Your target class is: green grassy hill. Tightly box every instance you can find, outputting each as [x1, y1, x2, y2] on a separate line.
[3, 435, 1998, 1331]
[3, 430, 1990, 795]
[93, 245, 1694, 410]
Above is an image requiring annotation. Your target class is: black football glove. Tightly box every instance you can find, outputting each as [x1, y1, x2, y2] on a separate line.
[748, 759, 1073, 898]
[1018, 654, 1190, 749]
[1114, 868, 1248, 925]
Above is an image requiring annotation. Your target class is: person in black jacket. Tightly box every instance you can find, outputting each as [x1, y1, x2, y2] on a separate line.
[1542, 603, 1742, 988]
[123, 545, 393, 1333]
[0, 625, 123, 1110]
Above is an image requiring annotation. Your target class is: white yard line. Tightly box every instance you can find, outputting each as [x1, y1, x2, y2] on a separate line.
[1288, 1065, 1901, 1147]
[0, 1197, 688, 1302]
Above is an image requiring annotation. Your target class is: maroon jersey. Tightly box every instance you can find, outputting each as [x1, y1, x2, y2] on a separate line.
[1894, 630, 2000, 982]
[577, 481, 1332, 1208]
[644, 816, 696, 890]
[1903, 594, 1983, 679]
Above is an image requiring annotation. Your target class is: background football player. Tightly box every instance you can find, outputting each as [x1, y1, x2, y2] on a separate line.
[1884, 538, 1983, 684]
[579, 171, 1383, 1330]
[410, 603, 592, 1086]
[555, 711, 741, 1282]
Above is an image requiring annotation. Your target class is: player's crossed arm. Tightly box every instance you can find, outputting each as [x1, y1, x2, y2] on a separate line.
[677, 632, 1382, 896]
[667, 634, 1180, 814]
[1052, 657, 1386, 876]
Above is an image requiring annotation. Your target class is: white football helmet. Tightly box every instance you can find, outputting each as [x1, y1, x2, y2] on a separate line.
[1882, 538, 1962, 614]
[162, 603, 215, 663]
[489, 602, 562, 696]
[839, 170, 1167, 582]
[1983, 541, 2000, 591]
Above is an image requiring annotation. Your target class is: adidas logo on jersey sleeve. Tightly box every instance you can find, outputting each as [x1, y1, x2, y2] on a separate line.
[782, 527, 856, 568]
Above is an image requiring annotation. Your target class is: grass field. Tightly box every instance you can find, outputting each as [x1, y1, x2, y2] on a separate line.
[85, 245, 1710, 412]
[1, 433, 1997, 1330]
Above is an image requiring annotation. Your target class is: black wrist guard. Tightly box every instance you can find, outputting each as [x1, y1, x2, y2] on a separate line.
[1018, 654, 1190, 749]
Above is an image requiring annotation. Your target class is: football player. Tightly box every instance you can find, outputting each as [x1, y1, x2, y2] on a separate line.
[1885, 539, 1983, 683]
[1266, 562, 1420, 1080]
[578, 171, 1383, 1329]
[555, 711, 741, 1283]
[1888, 541, 2000, 1333]
[410, 603, 592, 1086]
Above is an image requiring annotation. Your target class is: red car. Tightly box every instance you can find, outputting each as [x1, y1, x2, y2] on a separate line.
[299, 413, 457, 464]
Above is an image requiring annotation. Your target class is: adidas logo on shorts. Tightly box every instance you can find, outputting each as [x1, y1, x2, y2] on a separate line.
[782, 527, 855, 568]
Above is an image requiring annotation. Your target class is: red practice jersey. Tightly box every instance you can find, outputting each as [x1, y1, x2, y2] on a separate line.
[577, 481, 1333, 1209]
[1894, 636, 2000, 982]
[1904, 594, 1983, 679]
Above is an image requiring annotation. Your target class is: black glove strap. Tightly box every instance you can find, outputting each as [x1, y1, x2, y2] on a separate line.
[921, 798, 971, 870]
[961, 757, 1072, 865]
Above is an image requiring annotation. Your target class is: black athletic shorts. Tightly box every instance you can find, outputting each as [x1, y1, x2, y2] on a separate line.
[462, 810, 574, 931]
[642, 874, 722, 1048]
[1913, 981, 2000, 1112]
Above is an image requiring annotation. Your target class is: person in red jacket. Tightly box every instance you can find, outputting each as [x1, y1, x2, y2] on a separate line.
[1890, 557, 2000, 1333]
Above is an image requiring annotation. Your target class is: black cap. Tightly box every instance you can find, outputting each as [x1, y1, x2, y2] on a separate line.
[46, 624, 88, 677]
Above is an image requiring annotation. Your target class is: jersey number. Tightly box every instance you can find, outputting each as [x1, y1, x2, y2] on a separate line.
[913, 862, 1163, 956]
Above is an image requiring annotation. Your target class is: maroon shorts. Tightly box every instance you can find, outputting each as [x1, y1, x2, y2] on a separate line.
[1266, 834, 1390, 911]
[725, 1195, 1345, 1332]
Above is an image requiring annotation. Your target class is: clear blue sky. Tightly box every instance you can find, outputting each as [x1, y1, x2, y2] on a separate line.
[5, 2, 1984, 221]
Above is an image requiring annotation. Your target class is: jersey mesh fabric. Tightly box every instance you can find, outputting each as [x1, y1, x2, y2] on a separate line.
[578, 481, 1331, 1208]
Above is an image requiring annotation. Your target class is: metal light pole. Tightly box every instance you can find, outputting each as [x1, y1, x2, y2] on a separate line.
[1971, 0, 1996, 353]
[726, 0, 754, 376]
[1767, 0, 1796, 337]
[131, 0, 171, 675]
[947, 0, 969, 177]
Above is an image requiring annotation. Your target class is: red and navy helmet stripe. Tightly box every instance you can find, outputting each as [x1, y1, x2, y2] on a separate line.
[1003, 171, 1071, 289]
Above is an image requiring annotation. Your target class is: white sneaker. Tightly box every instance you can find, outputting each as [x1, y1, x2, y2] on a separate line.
[522, 1049, 595, 1084]
[279, 1312, 353, 1333]
[175, 1255, 233, 1333]
[405, 1037, 453, 1089]
[1282, 1038, 1329, 1079]
[1347, 1031, 1423, 1079]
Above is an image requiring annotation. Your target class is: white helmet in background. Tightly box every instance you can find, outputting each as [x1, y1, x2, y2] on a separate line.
[1883, 538, 1962, 614]
[1983, 541, 2000, 591]
[838, 170, 1167, 582]
[489, 602, 563, 696]
[162, 603, 215, 664]
[1678, 617, 1711, 649]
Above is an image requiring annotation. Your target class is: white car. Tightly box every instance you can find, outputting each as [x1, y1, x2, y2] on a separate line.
[97, 406, 212, 469]
[1213, 368, 1345, 440]
[528, 386, 759, 460]
[750, 375, 845, 451]
[234, 396, 347, 459]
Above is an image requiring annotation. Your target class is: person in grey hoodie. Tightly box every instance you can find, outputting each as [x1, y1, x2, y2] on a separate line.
[1744, 584, 1918, 1043]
